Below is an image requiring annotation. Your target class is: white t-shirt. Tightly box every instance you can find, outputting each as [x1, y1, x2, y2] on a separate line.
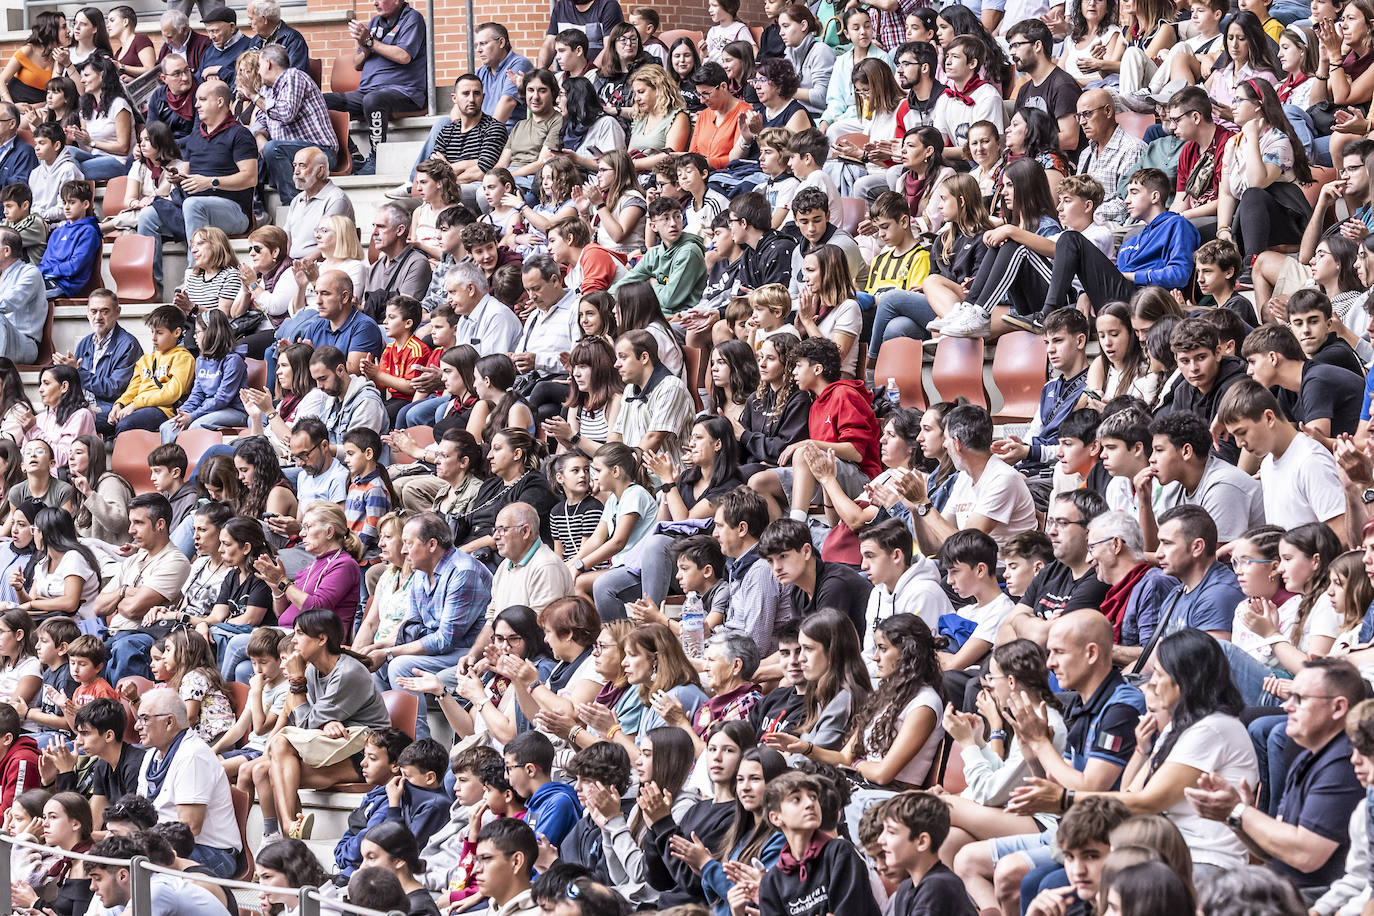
[798, 170, 843, 225]
[818, 299, 863, 378]
[944, 456, 1038, 549]
[1152, 712, 1258, 869]
[84, 96, 132, 148]
[964, 593, 1016, 646]
[931, 83, 1005, 148]
[0, 656, 40, 702]
[1260, 433, 1346, 528]
[31, 549, 101, 620]
[862, 685, 945, 787]
[137, 730, 240, 852]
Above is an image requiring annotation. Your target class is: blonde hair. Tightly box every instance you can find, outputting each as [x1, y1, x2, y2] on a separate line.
[321, 214, 364, 262]
[378, 510, 412, 575]
[191, 227, 238, 274]
[631, 64, 685, 118]
[236, 49, 262, 95]
[303, 501, 365, 561]
[748, 283, 791, 318]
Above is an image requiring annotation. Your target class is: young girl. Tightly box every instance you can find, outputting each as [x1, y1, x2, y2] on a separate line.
[159, 310, 247, 444]
[468, 354, 533, 446]
[819, 7, 891, 136]
[151, 628, 236, 745]
[739, 332, 809, 474]
[569, 443, 660, 598]
[1277, 25, 1320, 108]
[341, 428, 398, 556]
[15, 505, 102, 621]
[1, 12, 68, 106]
[411, 158, 461, 261]
[577, 150, 647, 257]
[545, 337, 622, 451]
[1324, 550, 1374, 658]
[548, 451, 603, 562]
[430, 344, 482, 439]
[352, 512, 416, 659]
[102, 120, 184, 233]
[722, 41, 760, 105]
[0, 609, 40, 706]
[708, 339, 761, 427]
[1061, 0, 1125, 86]
[577, 291, 618, 345]
[694, 747, 787, 916]
[670, 38, 706, 112]
[798, 245, 861, 378]
[834, 58, 905, 198]
[1307, 236, 1372, 361]
[1005, 108, 1071, 199]
[511, 156, 580, 254]
[1086, 301, 1156, 404]
[706, 0, 755, 63]
[777, 4, 836, 117]
[23, 76, 79, 133]
[481, 168, 523, 246]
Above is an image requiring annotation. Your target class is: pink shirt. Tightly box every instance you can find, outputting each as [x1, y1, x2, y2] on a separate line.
[20, 407, 96, 467]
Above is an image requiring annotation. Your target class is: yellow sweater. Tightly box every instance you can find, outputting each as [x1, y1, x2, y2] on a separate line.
[116, 346, 195, 417]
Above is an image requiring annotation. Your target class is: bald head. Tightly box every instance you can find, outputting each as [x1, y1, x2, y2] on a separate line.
[292, 146, 330, 193]
[1045, 610, 1115, 693]
[141, 687, 188, 727]
[494, 501, 539, 558]
[1055, 609, 1114, 652]
[1079, 90, 1117, 143]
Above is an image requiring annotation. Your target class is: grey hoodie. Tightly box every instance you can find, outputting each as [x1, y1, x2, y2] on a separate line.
[864, 554, 954, 676]
[322, 374, 389, 445]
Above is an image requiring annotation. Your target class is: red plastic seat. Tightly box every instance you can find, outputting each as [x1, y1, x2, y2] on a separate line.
[226, 681, 249, 720]
[231, 787, 254, 881]
[244, 357, 268, 391]
[839, 197, 866, 236]
[991, 332, 1048, 422]
[16, 300, 54, 371]
[393, 425, 435, 465]
[101, 175, 130, 222]
[328, 111, 353, 176]
[930, 336, 987, 408]
[872, 337, 927, 409]
[659, 29, 704, 47]
[308, 57, 323, 88]
[111, 430, 161, 494]
[109, 234, 158, 303]
[176, 428, 224, 478]
[382, 689, 418, 739]
[330, 52, 361, 93]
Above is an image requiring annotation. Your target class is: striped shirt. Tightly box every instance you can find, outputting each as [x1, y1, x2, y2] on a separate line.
[549, 497, 604, 561]
[433, 114, 508, 172]
[182, 266, 242, 311]
[865, 244, 927, 295]
[252, 66, 337, 152]
[345, 470, 392, 553]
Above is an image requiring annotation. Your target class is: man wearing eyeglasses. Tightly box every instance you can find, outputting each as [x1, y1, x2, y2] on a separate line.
[146, 55, 199, 141]
[1073, 88, 1144, 225]
[1168, 85, 1232, 231]
[0, 102, 35, 192]
[1008, 20, 1082, 154]
[490, 502, 574, 620]
[1001, 490, 1110, 647]
[1187, 657, 1365, 902]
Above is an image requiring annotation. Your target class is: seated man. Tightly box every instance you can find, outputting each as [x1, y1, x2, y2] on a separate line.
[156, 10, 213, 73]
[87, 834, 229, 914]
[145, 55, 199, 141]
[249, 45, 338, 206]
[0, 225, 47, 364]
[323, 0, 428, 175]
[197, 7, 252, 89]
[245, 0, 310, 72]
[1242, 323, 1365, 442]
[0, 102, 38, 190]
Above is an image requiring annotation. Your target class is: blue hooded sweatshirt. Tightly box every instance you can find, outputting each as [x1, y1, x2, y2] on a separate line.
[180, 349, 248, 420]
[524, 780, 582, 848]
[39, 215, 101, 296]
[1116, 209, 1200, 290]
[335, 781, 453, 875]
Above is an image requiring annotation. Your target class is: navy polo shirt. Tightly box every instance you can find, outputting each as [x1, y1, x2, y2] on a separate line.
[360, 2, 427, 102]
[1158, 561, 1245, 638]
[305, 307, 385, 359]
[179, 118, 258, 221]
[1274, 731, 1365, 893]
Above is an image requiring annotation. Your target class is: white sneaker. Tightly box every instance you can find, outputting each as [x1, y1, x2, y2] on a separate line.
[927, 308, 960, 332]
[385, 182, 413, 200]
[938, 304, 992, 338]
[261, 832, 284, 846]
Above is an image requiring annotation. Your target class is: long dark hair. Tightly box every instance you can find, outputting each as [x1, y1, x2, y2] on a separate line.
[1070, 0, 1119, 41]
[1096, 301, 1148, 399]
[1235, 75, 1311, 182]
[492, 604, 552, 662]
[41, 364, 87, 426]
[1002, 158, 1057, 232]
[1149, 629, 1244, 773]
[475, 354, 526, 446]
[884, 407, 923, 469]
[715, 747, 787, 863]
[27, 11, 66, 50]
[936, 5, 1010, 87]
[669, 37, 702, 80]
[756, 332, 802, 419]
[0, 607, 36, 665]
[196, 309, 235, 362]
[561, 76, 603, 131]
[74, 7, 113, 56]
[710, 339, 761, 412]
[440, 344, 479, 403]
[799, 608, 873, 733]
[294, 606, 367, 664]
[256, 837, 330, 909]
[1279, 522, 1342, 646]
[1220, 11, 1281, 76]
[1323, 235, 1364, 294]
[565, 337, 619, 413]
[233, 436, 289, 519]
[991, 639, 1062, 712]
[221, 516, 276, 570]
[71, 435, 127, 532]
[1012, 106, 1060, 160]
[616, 280, 675, 337]
[33, 506, 100, 584]
[847, 614, 943, 758]
[678, 415, 741, 492]
[0, 358, 32, 417]
[140, 119, 181, 167]
[361, 821, 426, 875]
[43, 77, 79, 121]
[78, 55, 128, 120]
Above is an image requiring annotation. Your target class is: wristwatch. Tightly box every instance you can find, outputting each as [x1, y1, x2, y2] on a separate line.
[916, 502, 934, 517]
[1226, 802, 1247, 831]
[211, 177, 220, 190]
[1361, 487, 1374, 505]
[572, 558, 585, 572]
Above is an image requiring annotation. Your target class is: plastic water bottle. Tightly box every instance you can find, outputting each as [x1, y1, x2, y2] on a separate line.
[887, 377, 901, 409]
[680, 592, 705, 659]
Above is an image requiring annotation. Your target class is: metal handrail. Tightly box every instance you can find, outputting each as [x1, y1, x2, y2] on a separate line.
[0, 833, 405, 916]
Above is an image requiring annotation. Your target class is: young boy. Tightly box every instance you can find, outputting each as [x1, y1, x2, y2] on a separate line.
[786, 129, 842, 225]
[749, 622, 805, 735]
[147, 443, 198, 537]
[671, 534, 727, 626]
[400, 302, 461, 428]
[1024, 797, 1131, 916]
[1096, 407, 1152, 514]
[422, 744, 504, 901]
[701, 211, 746, 314]
[49, 698, 144, 829]
[213, 628, 289, 783]
[1000, 530, 1053, 603]
[331, 727, 412, 873]
[66, 635, 119, 715]
[993, 307, 1092, 482]
[724, 298, 752, 340]
[420, 204, 477, 315]
[879, 791, 977, 916]
[560, 741, 635, 894]
[865, 192, 927, 316]
[30, 122, 83, 225]
[1242, 323, 1364, 441]
[936, 529, 1015, 671]
[39, 179, 101, 299]
[107, 305, 194, 435]
[480, 755, 527, 820]
[386, 738, 453, 840]
[676, 152, 729, 239]
[1167, 316, 1249, 466]
[1202, 305, 1251, 356]
[746, 283, 797, 347]
[0, 183, 47, 265]
[1239, 0, 1282, 40]
[1054, 407, 1109, 496]
[859, 519, 953, 665]
[22, 617, 80, 745]
[1217, 378, 1347, 536]
[1056, 175, 1114, 257]
[611, 198, 708, 318]
[858, 800, 906, 906]
[758, 127, 800, 228]
[1194, 239, 1256, 325]
[757, 771, 881, 916]
[1288, 288, 1366, 377]
[361, 294, 432, 424]
[787, 187, 867, 299]
[462, 221, 523, 287]
[631, 7, 668, 63]
[504, 731, 581, 847]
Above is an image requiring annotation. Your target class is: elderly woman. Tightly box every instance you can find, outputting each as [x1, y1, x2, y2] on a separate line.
[650, 631, 762, 754]
[247, 608, 391, 842]
[254, 501, 364, 632]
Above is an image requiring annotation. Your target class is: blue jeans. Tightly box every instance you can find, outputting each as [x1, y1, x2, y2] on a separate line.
[1219, 640, 1287, 707]
[171, 513, 195, 558]
[116, 406, 170, 435]
[189, 844, 237, 878]
[107, 630, 154, 682]
[397, 394, 449, 429]
[1272, 0, 1309, 23]
[261, 139, 319, 204]
[158, 408, 250, 443]
[223, 631, 255, 683]
[137, 195, 250, 290]
[590, 533, 677, 621]
[70, 147, 129, 181]
[409, 117, 452, 180]
[871, 289, 937, 356]
[1249, 713, 1290, 815]
[375, 647, 469, 739]
[210, 621, 256, 662]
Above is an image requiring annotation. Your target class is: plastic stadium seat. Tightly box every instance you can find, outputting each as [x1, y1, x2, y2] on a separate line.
[872, 338, 927, 409]
[330, 52, 361, 93]
[328, 111, 353, 176]
[749, 25, 764, 43]
[244, 358, 269, 391]
[659, 29, 704, 47]
[308, 57, 323, 88]
[382, 689, 418, 739]
[109, 234, 158, 303]
[176, 429, 224, 478]
[930, 336, 987, 408]
[1117, 111, 1155, 140]
[101, 175, 130, 222]
[393, 425, 435, 465]
[226, 681, 249, 719]
[684, 346, 704, 411]
[839, 197, 866, 236]
[16, 301, 53, 371]
[116, 675, 154, 700]
[112, 430, 161, 494]
[991, 331, 1048, 421]
[231, 787, 254, 881]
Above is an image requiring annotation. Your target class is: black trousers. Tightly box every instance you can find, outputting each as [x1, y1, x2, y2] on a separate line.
[324, 88, 426, 152]
[1043, 230, 1136, 313]
[965, 241, 1052, 316]
[1233, 185, 1308, 261]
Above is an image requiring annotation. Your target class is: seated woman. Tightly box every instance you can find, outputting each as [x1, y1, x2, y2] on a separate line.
[70, 56, 134, 181]
[231, 435, 299, 551]
[497, 596, 605, 744]
[400, 605, 556, 750]
[8, 365, 95, 468]
[101, 121, 185, 234]
[694, 747, 788, 916]
[739, 332, 809, 477]
[460, 429, 557, 562]
[544, 337, 623, 454]
[628, 65, 691, 174]
[68, 435, 132, 548]
[240, 342, 329, 464]
[9, 791, 94, 916]
[0, 608, 41, 707]
[231, 226, 296, 358]
[1006, 108, 1071, 200]
[0, 497, 39, 605]
[13, 507, 101, 621]
[1057, 0, 1124, 88]
[0, 12, 65, 106]
[468, 354, 534, 447]
[739, 57, 812, 150]
[203, 517, 277, 663]
[595, 22, 655, 121]
[359, 822, 443, 916]
[248, 608, 391, 842]
[764, 608, 871, 754]
[707, 339, 760, 430]
[561, 76, 628, 173]
[255, 501, 364, 634]
[275, 215, 369, 342]
[352, 511, 416, 660]
[543, 619, 645, 751]
[175, 228, 245, 335]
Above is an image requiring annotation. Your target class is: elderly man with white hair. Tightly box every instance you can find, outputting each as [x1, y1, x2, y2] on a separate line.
[248, 45, 337, 204]
[1085, 509, 1179, 664]
[446, 261, 522, 355]
[490, 501, 574, 619]
[283, 147, 354, 259]
[132, 686, 241, 877]
[246, 0, 310, 72]
[157, 10, 213, 73]
[364, 202, 432, 321]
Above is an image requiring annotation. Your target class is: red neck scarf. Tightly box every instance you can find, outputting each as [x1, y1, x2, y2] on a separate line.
[941, 75, 987, 107]
[166, 85, 195, 122]
[1277, 72, 1309, 103]
[778, 832, 832, 881]
[1101, 561, 1150, 640]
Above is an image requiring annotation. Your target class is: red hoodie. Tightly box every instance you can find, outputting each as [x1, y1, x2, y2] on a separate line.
[0, 734, 38, 812]
[808, 379, 882, 479]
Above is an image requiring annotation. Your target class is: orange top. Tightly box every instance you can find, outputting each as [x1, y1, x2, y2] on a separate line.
[689, 98, 752, 170]
[11, 48, 52, 93]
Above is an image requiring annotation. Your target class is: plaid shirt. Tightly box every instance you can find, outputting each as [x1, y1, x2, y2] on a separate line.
[871, 0, 918, 54]
[405, 547, 492, 655]
[1078, 126, 1146, 224]
[252, 66, 337, 152]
